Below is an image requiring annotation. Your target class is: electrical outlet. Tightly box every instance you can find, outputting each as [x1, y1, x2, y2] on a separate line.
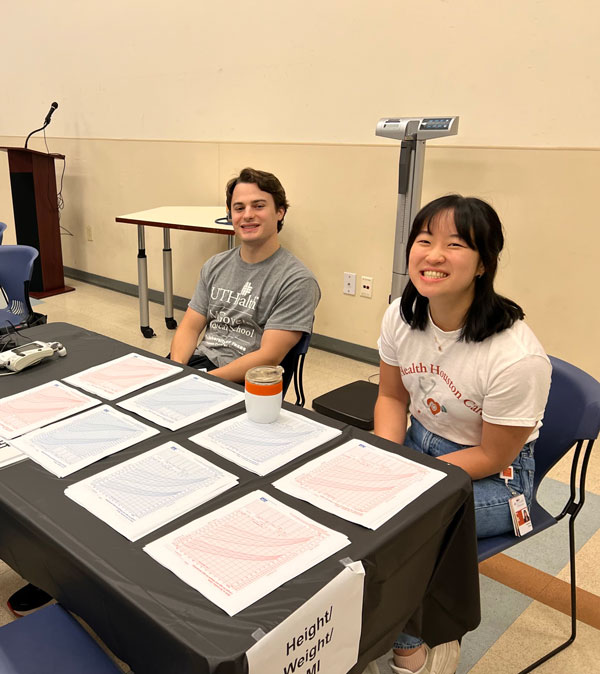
[343, 272, 356, 295]
[360, 275, 373, 298]
[85, 225, 94, 242]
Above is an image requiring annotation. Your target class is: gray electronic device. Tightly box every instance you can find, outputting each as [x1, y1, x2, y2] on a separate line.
[376, 116, 459, 300]
[0, 341, 67, 373]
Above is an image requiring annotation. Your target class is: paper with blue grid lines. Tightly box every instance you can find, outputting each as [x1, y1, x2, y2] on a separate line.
[11, 404, 160, 477]
[117, 374, 244, 430]
[65, 442, 238, 541]
[189, 410, 341, 475]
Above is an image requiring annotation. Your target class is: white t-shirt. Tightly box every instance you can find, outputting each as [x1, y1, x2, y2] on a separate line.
[378, 298, 552, 446]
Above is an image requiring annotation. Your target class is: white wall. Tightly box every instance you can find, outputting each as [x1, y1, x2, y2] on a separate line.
[2, 0, 599, 146]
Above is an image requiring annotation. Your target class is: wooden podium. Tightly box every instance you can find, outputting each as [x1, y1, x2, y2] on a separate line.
[0, 147, 74, 298]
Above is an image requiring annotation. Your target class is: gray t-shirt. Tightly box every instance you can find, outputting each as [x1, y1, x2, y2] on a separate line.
[189, 246, 320, 367]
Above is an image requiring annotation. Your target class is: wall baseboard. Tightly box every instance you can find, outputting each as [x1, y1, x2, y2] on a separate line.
[64, 267, 380, 366]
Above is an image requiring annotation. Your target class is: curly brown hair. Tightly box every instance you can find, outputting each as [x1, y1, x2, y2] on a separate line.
[226, 168, 290, 232]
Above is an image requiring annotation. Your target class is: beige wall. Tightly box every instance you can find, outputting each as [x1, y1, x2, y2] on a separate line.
[2, 1, 598, 147]
[1, 0, 598, 378]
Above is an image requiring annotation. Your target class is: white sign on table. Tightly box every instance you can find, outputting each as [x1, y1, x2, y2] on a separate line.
[246, 561, 365, 674]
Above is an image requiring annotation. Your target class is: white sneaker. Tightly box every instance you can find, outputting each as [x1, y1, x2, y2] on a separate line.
[428, 641, 460, 674]
[388, 647, 430, 674]
[388, 641, 460, 674]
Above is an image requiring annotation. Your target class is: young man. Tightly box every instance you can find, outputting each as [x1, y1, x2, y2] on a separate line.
[169, 167, 320, 382]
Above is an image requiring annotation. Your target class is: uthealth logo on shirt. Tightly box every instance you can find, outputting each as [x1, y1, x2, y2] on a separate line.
[210, 284, 259, 309]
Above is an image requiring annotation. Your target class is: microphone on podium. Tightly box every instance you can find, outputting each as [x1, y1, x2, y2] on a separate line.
[44, 102, 59, 125]
[25, 101, 60, 149]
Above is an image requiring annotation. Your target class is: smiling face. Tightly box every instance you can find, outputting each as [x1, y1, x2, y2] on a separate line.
[230, 182, 284, 252]
[408, 208, 484, 309]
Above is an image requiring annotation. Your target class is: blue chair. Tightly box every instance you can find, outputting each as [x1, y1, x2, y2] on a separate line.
[280, 330, 312, 406]
[478, 355, 600, 673]
[0, 222, 6, 244]
[0, 245, 39, 333]
[0, 604, 122, 674]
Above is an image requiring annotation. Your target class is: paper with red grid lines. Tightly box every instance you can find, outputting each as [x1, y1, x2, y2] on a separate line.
[63, 353, 182, 400]
[0, 380, 99, 439]
[143, 490, 350, 615]
[273, 440, 446, 529]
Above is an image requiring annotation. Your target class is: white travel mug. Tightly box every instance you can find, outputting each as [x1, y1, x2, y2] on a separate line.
[245, 365, 284, 424]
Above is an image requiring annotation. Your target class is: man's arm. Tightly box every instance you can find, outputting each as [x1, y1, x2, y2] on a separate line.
[374, 360, 410, 444]
[169, 307, 207, 365]
[210, 329, 302, 383]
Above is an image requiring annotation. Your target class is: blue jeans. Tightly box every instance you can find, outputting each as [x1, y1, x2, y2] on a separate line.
[394, 416, 536, 650]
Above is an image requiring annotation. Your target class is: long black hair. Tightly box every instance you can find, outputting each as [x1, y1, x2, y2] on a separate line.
[400, 195, 524, 342]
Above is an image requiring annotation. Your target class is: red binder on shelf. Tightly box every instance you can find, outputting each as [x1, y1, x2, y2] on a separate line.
[0, 147, 74, 298]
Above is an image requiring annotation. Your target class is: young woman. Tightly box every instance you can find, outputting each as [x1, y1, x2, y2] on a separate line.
[374, 195, 551, 674]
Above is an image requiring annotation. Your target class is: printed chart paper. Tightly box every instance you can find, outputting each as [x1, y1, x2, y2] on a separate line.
[0, 438, 27, 468]
[65, 442, 239, 541]
[189, 410, 341, 475]
[0, 380, 99, 440]
[144, 490, 350, 616]
[63, 353, 182, 400]
[118, 374, 244, 431]
[11, 405, 160, 477]
[246, 561, 365, 674]
[274, 440, 446, 529]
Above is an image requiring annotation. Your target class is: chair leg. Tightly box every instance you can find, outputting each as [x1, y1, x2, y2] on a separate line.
[294, 354, 306, 407]
[517, 439, 595, 672]
[518, 513, 577, 673]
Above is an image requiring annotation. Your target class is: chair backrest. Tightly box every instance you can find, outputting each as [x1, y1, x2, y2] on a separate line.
[532, 355, 600, 493]
[280, 330, 312, 405]
[0, 245, 39, 329]
[0, 222, 6, 244]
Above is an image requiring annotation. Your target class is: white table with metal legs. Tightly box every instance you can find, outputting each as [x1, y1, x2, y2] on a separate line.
[116, 206, 234, 337]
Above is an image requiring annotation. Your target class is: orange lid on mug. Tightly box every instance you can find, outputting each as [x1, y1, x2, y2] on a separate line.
[245, 365, 284, 396]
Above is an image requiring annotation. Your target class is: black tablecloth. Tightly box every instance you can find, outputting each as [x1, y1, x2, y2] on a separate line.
[0, 323, 480, 674]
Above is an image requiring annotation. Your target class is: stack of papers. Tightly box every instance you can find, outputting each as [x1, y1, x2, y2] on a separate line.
[0, 439, 26, 469]
[66, 442, 239, 541]
[11, 405, 160, 477]
[189, 410, 341, 475]
[118, 374, 244, 430]
[144, 490, 350, 615]
[63, 353, 182, 400]
[274, 440, 446, 529]
[0, 381, 99, 439]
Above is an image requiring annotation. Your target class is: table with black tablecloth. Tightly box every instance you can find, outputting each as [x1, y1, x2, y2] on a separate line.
[0, 323, 480, 674]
